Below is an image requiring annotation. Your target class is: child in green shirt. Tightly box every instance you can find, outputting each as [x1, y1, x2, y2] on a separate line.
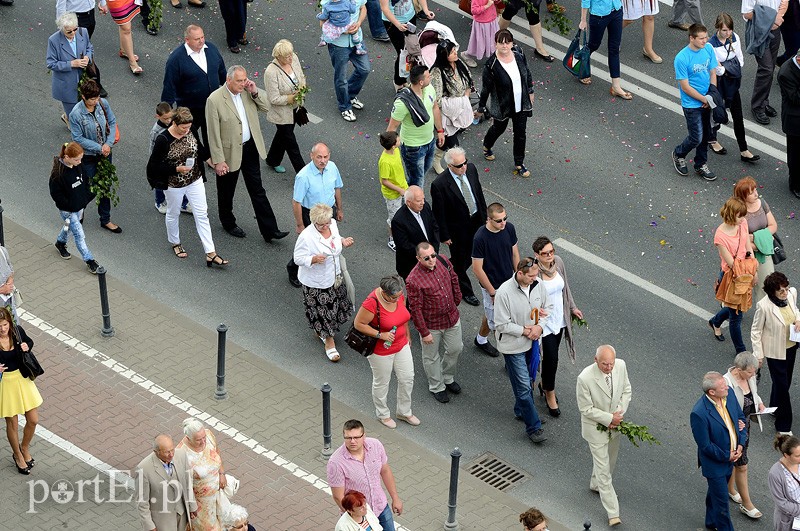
[378, 131, 408, 251]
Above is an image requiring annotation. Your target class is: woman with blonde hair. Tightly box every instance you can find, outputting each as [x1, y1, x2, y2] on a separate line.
[177, 417, 229, 529]
[264, 39, 307, 174]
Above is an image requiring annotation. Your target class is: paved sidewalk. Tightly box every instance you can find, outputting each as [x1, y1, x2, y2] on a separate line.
[1, 219, 566, 530]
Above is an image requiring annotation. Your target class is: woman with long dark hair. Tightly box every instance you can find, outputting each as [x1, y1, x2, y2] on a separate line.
[429, 40, 474, 173]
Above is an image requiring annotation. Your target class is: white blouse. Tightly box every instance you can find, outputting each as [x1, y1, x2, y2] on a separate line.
[293, 219, 344, 289]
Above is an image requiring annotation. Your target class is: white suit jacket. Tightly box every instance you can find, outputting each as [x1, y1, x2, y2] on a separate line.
[576, 359, 632, 444]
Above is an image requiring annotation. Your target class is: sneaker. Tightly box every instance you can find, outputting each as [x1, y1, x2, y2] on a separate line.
[387, 239, 396, 252]
[695, 164, 717, 181]
[349, 97, 364, 110]
[672, 151, 688, 176]
[372, 34, 390, 42]
[54, 242, 71, 260]
[459, 51, 478, 68]
[86, 259, 100, 274]
[180, 203, 194, 215]
[341, 109, 356, 122]
[155, 202, 167, 214]
[528, 429, 547, 443]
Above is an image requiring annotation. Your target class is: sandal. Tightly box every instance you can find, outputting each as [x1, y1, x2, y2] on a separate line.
[513, 165, 531, 178]
[325, 347, 340, 362]
[206, 253, 230, 268]
[483, 147, 495, 161]
[130, 65, 143, 75]
[579, 77, 592, 85]
[609, 88, 633, 100]
[172, 244, 188, 259]
[118, 50, 139, 61]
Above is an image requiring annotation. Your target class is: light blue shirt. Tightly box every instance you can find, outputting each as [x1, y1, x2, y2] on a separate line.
[381, 0, 415, 23]
[68, 37, 77, 58]
[323, 0, 366, 48]
[293, 161, 343, 209]
[449, 169, 477, 216]
[580, 0, 621, 16]
[675, 43, 718, 109]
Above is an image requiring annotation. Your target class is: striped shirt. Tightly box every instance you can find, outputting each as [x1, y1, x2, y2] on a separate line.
[327, 437, 389, 515]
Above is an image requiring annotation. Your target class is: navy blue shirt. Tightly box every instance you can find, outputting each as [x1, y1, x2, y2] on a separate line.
[472, 222, 518, 290]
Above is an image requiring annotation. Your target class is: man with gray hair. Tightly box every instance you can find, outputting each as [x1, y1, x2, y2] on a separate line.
[690, 371, 746, 531]
[391, 186, 440, 280]
[136, 435, 196, 531]
[206, 65, 288, 242]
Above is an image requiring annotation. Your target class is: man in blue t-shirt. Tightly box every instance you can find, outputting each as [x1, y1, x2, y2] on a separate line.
[471, 202, 520, 357]
[672, 23, 718, 181]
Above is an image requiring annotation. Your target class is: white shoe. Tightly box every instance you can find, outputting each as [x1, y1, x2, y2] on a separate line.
[349, 97, 364, 110]
[341, 109, 356, 122]
[459, 51, 478, 68]
[728, 492, 742, 504]
[180, 203, 193, 215]
[387, 239, 396, 252]
[155, 202, 167, 215]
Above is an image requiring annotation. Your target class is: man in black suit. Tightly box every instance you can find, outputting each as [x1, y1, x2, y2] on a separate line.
[391, 186, 439, 279]
[430, 147, 486, 307]
[778, 51, 800, 197]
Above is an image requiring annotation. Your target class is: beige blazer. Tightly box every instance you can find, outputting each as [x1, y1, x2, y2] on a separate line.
[751, 288, 799, 361]
[205, 85, 269, 172]
[263, 54, 306, 125]
[576, 359, 632, 444]
[136, 447, 196, 531]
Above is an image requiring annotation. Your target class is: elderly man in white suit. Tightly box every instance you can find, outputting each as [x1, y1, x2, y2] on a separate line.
[576, 345, 632, 527]
[136, 434, 197, 531]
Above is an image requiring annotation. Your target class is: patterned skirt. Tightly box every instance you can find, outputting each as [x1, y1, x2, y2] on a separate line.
[302, 283, 353, 340]
[107, 0, 140, 25]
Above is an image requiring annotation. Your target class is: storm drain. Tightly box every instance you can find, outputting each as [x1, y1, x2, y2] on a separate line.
[466, 452, 530, 491]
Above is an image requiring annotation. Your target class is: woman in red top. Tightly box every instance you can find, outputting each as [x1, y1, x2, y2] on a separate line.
[354, 275, 419, 429]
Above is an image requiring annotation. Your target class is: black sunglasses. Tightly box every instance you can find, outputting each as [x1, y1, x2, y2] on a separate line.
[449, 159, 468, 168]
[422, 253, 438, 262]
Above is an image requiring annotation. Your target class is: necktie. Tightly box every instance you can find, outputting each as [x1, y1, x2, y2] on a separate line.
[459, 175, 476, 215]
[165, 462, 174, 476]
[605, 374, 613, 395]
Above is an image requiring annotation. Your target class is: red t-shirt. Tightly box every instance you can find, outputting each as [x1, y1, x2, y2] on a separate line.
[361, 290, 411, 355]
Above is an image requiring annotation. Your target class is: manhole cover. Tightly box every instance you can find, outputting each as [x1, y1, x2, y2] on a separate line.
[466, 452, 530, 491]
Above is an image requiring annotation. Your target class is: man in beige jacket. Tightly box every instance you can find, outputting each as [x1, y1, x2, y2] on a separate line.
[136, 434, 196, 531]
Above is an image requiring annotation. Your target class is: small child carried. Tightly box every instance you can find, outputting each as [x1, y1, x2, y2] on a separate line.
[317, 0, 366, 54]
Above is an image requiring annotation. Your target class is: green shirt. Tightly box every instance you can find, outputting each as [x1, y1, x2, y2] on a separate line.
[378, 149, 407, 199]
[391, 85, 436, 147]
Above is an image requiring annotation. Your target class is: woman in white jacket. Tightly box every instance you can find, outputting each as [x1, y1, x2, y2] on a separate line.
[335, 490, 382, 531]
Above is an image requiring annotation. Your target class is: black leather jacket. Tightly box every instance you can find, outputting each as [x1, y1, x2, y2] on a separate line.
[477, 45, 534, 120]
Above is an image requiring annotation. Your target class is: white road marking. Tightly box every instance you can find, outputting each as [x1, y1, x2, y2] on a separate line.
[17, 308, 411, 530]
[308, 112, 324, 124]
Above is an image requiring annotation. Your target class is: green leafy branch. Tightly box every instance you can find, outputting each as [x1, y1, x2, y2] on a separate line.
[91, 157, 120, 207]
[497, 0, 571, 35]
[147, 0, 163, 33]
[571, 315, 588, 329]
[597, 421, 661, 447]
[295, 85, 310, 107]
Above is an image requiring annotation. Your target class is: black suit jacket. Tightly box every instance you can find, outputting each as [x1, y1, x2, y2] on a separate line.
[430, 164, 488, 244]
[391, 203, 440, 279]
[161, 42, 227, 109]
[778, 59, 800, 136]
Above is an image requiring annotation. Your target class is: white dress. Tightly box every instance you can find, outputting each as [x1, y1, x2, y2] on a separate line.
[622, 0, 659, 20]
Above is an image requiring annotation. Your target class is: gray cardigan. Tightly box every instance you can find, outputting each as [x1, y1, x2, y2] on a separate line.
[548, 255, 579, 363]
[769, 460, 800, 530]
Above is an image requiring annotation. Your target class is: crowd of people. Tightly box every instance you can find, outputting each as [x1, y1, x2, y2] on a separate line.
[0, 0, 793, 528]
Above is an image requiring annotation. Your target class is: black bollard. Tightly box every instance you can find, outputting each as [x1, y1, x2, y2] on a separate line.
[215, 324, 228, 400]
[444, 447, 462, 531]
[97, 266, 114, 337]
[584, 521, 592, 529]
[321, 383, 332, 458]
[0, 198, 4, 247]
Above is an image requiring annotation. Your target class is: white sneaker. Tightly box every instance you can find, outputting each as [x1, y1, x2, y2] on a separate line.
[387, 239, 396, 252]
[155, 202, 167, 215]
[350, 97, 365, 110]
[180, 203, 194, 215]
[341, 109, 356, 122]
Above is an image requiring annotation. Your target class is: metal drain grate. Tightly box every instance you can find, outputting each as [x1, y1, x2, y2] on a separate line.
[466, 452, 530, 491]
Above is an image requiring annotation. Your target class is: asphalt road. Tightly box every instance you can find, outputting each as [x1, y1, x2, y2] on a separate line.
[1, 0, 798, 528]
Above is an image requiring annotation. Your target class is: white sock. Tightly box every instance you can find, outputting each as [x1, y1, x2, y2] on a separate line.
[476, 334, 488, 345]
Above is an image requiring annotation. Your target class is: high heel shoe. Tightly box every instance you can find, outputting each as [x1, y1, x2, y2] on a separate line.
[13, 457, 31, 475]
[538, 383, 561, 416]
[537, 382, 545, 397]
[26, 458, 35, 468]
[206, 254, 230, 268]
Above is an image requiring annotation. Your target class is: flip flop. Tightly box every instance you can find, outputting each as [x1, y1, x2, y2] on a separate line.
[325, 348, 340, 362]
[579, 77, 592, 85]
[609, 88, 633, 100]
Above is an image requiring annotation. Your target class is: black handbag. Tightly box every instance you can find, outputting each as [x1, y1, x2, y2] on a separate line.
[773, 233, 787, 265]
[13, 324, 43, 381]
[293, 106, 310, 127]
[344, 295, 380, 357]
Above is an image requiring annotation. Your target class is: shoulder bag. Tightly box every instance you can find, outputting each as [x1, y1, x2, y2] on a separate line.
[563, 29, 591, 79]
[773, 233, 787, 265]
[13, 324, 43, 381]
[344, 294, 381, 357]
[98, 101, 120, 145]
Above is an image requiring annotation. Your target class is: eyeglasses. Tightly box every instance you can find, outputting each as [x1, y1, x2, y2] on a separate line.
[449, 160, 468, 168]
[491, 216, 508, 224]
[538, 249, 554, 256]
[344, 434, 364, 441]
[421, 253, 437, 262]
[314, 221, 331, 229]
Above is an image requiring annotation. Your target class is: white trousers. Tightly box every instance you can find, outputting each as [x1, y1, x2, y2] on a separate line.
[420, 320, 463, 392]
[165, 179, 215, 254]
[588, 433, 621, 518]
[368, 343, 415, 419]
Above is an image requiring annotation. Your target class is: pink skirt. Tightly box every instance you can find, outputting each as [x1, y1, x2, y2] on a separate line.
[107, 0, 140, 25]
[466, 19, 499, 60]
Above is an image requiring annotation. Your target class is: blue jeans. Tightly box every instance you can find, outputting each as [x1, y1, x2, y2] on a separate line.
[710, 270, 746, 354]
[327, 43, 370, 112]
[675, 106, 710, 169]
[57, 210, 94, 261]
[400, 138, 436, 188]
[377, 503, 395, 531]
[154, 189, 188, 208]
[365, 0, 389, 39]
[504, 351, 542, 435]
[587, 8, 623, 79]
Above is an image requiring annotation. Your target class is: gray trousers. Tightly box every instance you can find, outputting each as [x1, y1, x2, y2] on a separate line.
[670, 0, 702, 25]
[751, 28, 781, 112]
[420, 320, 463, 392]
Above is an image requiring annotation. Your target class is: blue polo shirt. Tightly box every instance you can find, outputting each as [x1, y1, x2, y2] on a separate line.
[293, 161, 343, 209]
[581, 0, 621, 16]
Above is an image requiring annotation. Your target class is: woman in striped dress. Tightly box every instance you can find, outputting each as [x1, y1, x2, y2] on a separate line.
[104, 0, 142, 74]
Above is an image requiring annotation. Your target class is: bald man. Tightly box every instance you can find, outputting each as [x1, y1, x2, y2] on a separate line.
[391, 186, 439, 280]
[136, 435, 196, 531]
[576, 345, 632, 527]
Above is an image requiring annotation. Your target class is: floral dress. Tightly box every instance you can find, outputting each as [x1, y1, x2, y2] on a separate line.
[181, 431, 223, 530]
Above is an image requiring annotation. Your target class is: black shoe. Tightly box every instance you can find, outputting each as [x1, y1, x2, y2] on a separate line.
[13, 457, 30, 475]
[270, 230, 289, 240]
[86, 260, 100, 274]
[226, 226, 246, 238]
[528, 429, 547, 443]
[101, 223, 122, 233]
[229, 45, 241, 54]
[741, 153, 760, 163]
[474, 338, 499, 357]
[463, 294, 480, 306]
[765, 104, 778, 117]
[792, 188, 800, 199]
[373, 34, 391, 42]
[672, 151, 688, 176]
[752, 109, 770, 125]
[432, 390, 450, 403]
[98, 87, 109, 98]
[0, 0, 14, 5]
[708, 319, 725, 341]
[145, 26, 159, 35]
[548, 406, 561, 417]
[445, 381, 462, 394]
[55, 242, 71, 260]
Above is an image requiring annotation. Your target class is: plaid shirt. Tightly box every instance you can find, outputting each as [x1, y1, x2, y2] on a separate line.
[405, 256, 462, 337]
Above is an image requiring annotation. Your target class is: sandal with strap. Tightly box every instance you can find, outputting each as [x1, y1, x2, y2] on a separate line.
[609, 88, 633, 100]
[513, 165, 531, 178]
[206, 253, 230, 268]
[579, 77, 592, 85]
[172, 244, 188, 259]
[325, 348, 341, 362]
[483, 147, 495, 161]
[118, 50, 139, 61]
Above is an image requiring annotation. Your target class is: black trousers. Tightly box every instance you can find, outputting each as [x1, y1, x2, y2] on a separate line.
[287, 205, 338, 281]
[768, 345, 798, 433]
[216, 139, 279, 239]
[384, 15, 417, 86]
[189, 106, 210, 162]
[76, 9, 96, 37]
[266, 123, 305, 172]
[540, 329, 563, 391]
[219, 0, 247, 47]
[484, 111, 529, 166]
[448, 213, 483, 298]
[710, 90, 748, 153]
[789, 134, 800, 193]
